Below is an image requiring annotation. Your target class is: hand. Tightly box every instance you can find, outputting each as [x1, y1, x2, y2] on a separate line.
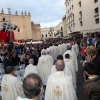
[87, 55, 92, 62]
[80, 60, 84, 64]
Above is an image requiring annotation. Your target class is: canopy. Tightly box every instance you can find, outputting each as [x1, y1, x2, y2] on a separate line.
[0, 31, 14, 42]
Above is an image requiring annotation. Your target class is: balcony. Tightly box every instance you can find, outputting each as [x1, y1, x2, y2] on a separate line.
[94, 13, 99, 18]
[79, 17, 82, 21]
[67, 19, 74, 25]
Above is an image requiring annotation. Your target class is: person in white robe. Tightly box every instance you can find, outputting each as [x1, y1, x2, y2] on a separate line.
[37, 50, 52, 85]
[64, 53, 77, 90]
[51, 55, 72, 77]
[51, 45, 58, 61]
[75, 42, 79, 56]
[16, 73, 43, 100]
[51, 55, 63, 74]
[1, 66, 23, 100]
[24, 58, 38, 78]
[63, 45, 78, 72]
[46, 50, 54, 68]
[45, 60, 77, 100]
[58, 44, 63, 55]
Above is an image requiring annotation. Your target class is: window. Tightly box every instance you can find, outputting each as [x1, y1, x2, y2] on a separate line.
[61, 27, 63, 31]
[73, 14, 74, 19]
[46, 34, 47, 37]
[2, 18, 5, 21]
[79, 1, 81, 7]
[80, 21, 83, 26]
[72, 5, 73, 10]
[18, 28, 20, 32]
[94, 0, 98, 3]
[95, 18, 99, 24]
[79, 11, 82, 17]
[68, 10, 69, 14]
[94, 7, 99, 14]
[73, 23, 75, 28]
[42, 34, 44, 37]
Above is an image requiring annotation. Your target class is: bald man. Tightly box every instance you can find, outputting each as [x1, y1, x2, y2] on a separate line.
[45, 60, 77, 100]
[24, 58, 38, 78]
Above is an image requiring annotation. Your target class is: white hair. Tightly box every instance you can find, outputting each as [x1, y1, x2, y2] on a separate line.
[29, 59, 34, 64]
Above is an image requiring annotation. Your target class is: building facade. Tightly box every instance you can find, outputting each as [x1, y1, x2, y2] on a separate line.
[41, 22, 63, 41]
[0, 9, 41, 41]
[62, 15, 68, 37]
[65, 0, 100, 36]
[31, 22, 41, 40]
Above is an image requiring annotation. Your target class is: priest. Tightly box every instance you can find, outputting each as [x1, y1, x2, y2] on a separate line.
[63, 45, 78, 72]
[24, 58, 38, 78]
[1, 66, 24, 100]
[45, 60, 77, 100]
[64, 53, 77, 90]
[51, 55, 72, 78]
[37, 50, 52, 85]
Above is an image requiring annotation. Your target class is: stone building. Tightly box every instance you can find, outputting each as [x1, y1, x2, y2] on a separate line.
[62, 15, 68, 37]
[0, 9, 41, 41]
[41, 22, 63, 41]
[31, 22, 41, 40]
[41, 27, 55, 41]
[65, 0, 100, 37]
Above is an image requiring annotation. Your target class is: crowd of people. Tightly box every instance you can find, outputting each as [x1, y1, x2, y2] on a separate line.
[0, 32, 100, 100]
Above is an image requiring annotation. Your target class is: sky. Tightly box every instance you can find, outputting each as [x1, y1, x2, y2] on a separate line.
[0, 0, 66, 28]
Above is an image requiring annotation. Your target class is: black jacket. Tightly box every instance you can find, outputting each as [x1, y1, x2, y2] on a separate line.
[3, 57, 12, 72]
[92, 56, 100, 75]
[30, 54, 38, 65]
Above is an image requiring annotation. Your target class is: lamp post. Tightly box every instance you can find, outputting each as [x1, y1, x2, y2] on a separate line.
[7, 8, 12, 42]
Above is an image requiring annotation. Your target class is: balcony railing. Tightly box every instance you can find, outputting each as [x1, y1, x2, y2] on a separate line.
[94, 13, 99, 18]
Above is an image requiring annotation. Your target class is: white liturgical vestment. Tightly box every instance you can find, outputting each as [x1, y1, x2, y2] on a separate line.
[38, 55, 53, 85]
[1, 74, 23, 100]
[24, 64, 38, 78]
[63, 50, 78, 72]
[45, 71, 77, 100]
[51, 65, 72, 77]
[75, 43, 79, 56]
[64, 59, 77, 89]
[58, 44, 63, 55]
[46, 54, 53, 71]
[16, 97, 30, 100]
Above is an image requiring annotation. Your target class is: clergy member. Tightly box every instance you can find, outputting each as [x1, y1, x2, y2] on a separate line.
[64, 53, 77, 90]
[45, 60, 77, 100]
[46, 50, 54, 70]
[63, 45, 78, 72]
[51, 55, 72, 78]
[51, 55, 63, 74]
[16, 73, 43, 100]
[1, 66, 23, 100]
[38, 50, 51, 85]
[24, 58, 38, 78]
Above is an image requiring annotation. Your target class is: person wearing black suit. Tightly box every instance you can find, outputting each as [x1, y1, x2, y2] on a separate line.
[24, 54, 30, 67]
[30, 50, 38, 66]
[3, 52, 12, 73]
[11, 52, 20, 66]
